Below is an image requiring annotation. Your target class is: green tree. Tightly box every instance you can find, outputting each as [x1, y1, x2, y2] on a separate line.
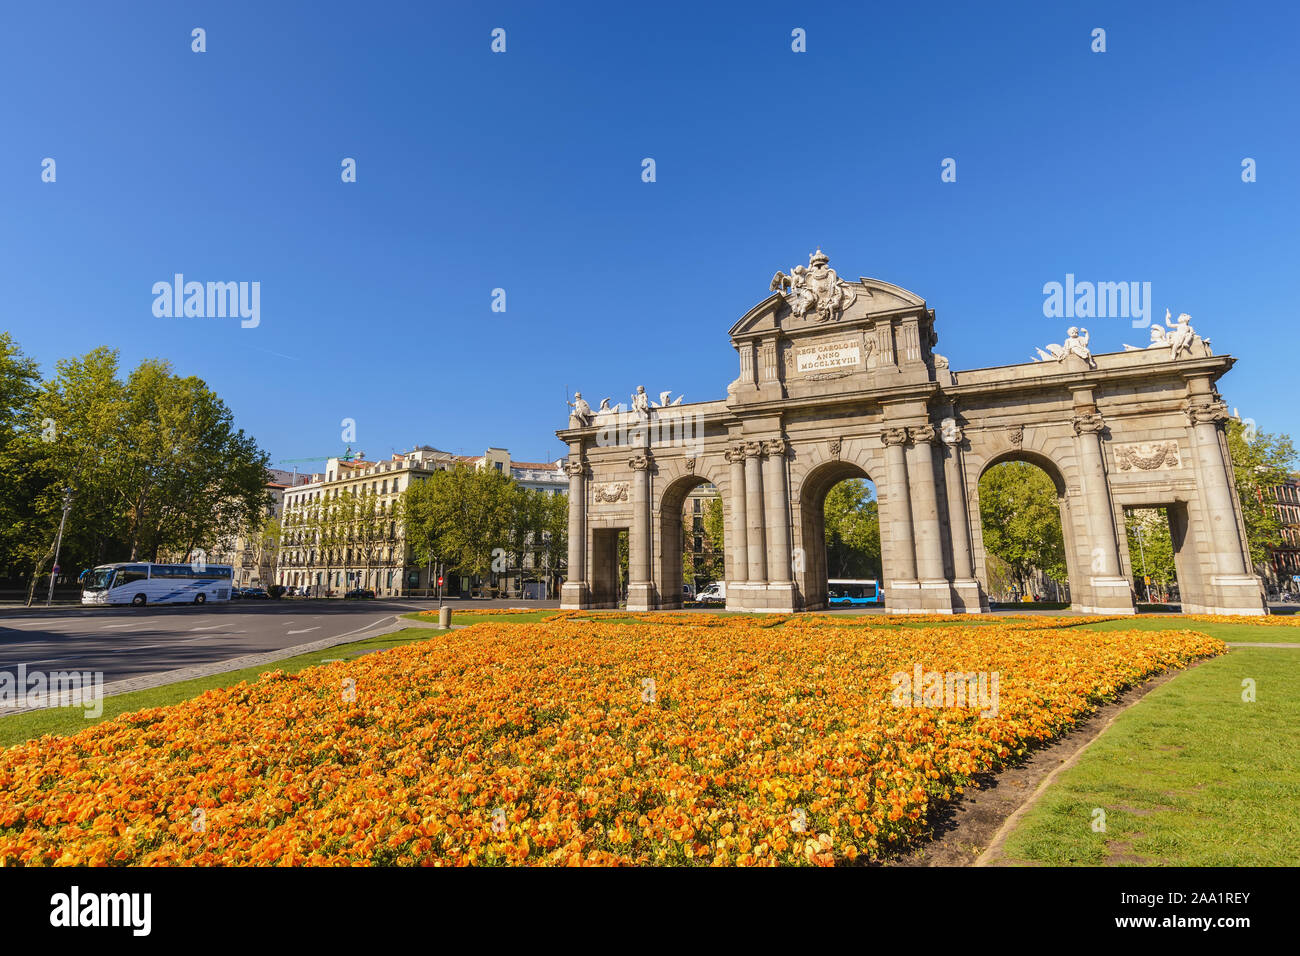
[403, 465, 514, 586]
[0, 334, 43, 572]
[8, 348, 125, 602]
[823, 479, 881, 579]
[1124, 508, 1177, 600]
[537, 491, 568, 597]
[977, 462, 1067, 595]
[1227, 419, 1296, 568]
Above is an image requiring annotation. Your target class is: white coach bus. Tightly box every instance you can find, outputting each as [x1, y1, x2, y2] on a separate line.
[80, 562, 235, 606]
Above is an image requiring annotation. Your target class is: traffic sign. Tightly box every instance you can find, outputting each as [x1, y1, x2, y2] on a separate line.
[437, 577, 444, 586]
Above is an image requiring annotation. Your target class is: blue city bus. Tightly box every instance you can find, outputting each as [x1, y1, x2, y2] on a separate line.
[827, 578, 882, 606]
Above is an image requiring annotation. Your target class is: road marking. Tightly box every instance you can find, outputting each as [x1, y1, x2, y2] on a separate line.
[287, 626, 320, 635]
[101, 623, 138, 630]
[190, 625, 223, 631]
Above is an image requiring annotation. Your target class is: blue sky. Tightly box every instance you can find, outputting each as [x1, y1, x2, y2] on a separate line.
[3, 1, 1297, 469]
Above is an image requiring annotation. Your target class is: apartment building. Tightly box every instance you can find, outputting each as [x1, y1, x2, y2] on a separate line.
[276, 446, 566, 597]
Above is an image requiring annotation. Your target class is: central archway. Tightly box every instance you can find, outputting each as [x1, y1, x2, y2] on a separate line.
[973, 451, 1079, 606]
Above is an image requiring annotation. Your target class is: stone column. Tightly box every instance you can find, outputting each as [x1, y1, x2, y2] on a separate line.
[1187, 397, 1245, 575]
[940, 419, 984, 612]
[744, 441, 767, 584]
[725, 444, 748, 584]
[560, 457, 588, 608]
[908, 425, 945, 581]
[881, 428, 918, 610]
[627, 451, 654, 611]
[1072, 403, 1132, 613]
[908, 424, 954, 613]
[1185, 386, 1264, 613]
[764, 439, 793, 588]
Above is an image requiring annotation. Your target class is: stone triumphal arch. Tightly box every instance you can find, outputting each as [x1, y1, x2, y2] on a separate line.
[558, 251, 1266, 616]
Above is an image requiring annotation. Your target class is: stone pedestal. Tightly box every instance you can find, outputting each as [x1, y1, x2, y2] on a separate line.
[560, 581, 589, 609]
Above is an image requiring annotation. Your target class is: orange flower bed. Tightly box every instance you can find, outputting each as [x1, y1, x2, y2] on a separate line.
[1176, 613, 1300, 627]
[0, 621, 1222, 866]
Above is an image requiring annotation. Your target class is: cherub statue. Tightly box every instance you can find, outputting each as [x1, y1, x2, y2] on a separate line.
[1063, 327, 1092, 363]
[631, 385, 650, 418]
[1033, 327, 1094, 367]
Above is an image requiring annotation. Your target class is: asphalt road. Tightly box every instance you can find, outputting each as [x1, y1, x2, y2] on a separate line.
[0, 598, 557, 685]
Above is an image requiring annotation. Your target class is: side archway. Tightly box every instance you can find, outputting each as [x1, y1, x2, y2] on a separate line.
[654, 467, 728, 609]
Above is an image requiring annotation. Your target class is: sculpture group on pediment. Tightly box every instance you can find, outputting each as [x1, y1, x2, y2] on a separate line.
[1124, 310, 1212, 360]
[770, 249, 857, 323]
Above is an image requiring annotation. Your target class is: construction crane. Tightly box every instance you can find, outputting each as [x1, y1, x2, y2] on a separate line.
[272, 448, 366, 483]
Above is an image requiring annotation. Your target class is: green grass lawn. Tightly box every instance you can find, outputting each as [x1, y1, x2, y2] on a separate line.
[998, 645, 1300, 866]
[0, 627, 443, 749]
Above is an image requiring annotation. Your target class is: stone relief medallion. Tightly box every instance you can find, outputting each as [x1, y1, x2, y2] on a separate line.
[1008, 426, 1024, 447]
[593, 481, 629, 503]
[828, 437, 842, 460]
[684, 457, 696, 474]
[1114, 440, 1181, 472]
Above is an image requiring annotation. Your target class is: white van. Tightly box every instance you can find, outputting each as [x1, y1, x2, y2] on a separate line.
[696, 582, 726, 604]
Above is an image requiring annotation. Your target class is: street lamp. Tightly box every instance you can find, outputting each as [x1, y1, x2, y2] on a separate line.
[46, 486, 74, 607]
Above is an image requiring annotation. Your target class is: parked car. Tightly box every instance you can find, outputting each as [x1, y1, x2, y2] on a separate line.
[241, 587, 269, 600]
[230, 587, 244, 600]
[682, 583, 696, 601]
[344, 587, 375, 599]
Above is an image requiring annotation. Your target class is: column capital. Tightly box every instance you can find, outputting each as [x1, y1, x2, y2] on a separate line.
[628, 452, 653, 471]
[1072, 411, 1106, 435]
[1185, 397, 1228, 425]
[562, 459, 588, 478]
[881, 427, 910, 447]
[910, 424, 937, 444]
[743, 440, 766, 459]
[764, 438, 789, 457]
[940, 418, 964, 446]
[724, 443, 747, 464]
